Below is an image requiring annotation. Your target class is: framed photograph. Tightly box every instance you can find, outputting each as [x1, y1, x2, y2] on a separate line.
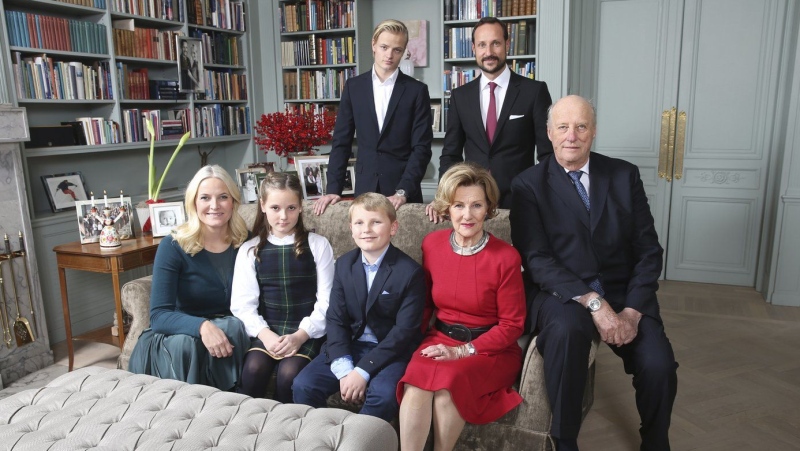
[294, 155, 329, 200]
[236, 168, 267, 203]
[149, 202, 186, 237]
[42, 172, 89, 213]
[177, 36, 204, 93]
[431, 103, 441, 132]
[75, 198, 135, 244]
[320, 158, 356, 197]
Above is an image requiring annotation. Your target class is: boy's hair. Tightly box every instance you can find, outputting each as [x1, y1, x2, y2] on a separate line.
[372, 19, 409, 47]
[251, 171, 309, 259]
[349, 192, 397, 223]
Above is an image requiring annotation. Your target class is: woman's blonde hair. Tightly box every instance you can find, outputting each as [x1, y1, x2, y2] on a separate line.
[173, 165, 248, 255]
[431, 162, 500, 219]
[371, 19, 409, 47]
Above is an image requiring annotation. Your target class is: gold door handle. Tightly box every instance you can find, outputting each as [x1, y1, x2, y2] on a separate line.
[673, 111, 687, 180]
[658, 107, 676, 181]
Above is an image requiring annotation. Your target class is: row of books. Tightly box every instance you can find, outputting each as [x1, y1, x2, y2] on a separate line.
[202, 70, 247, 101]
[55, 0, 107, 8]
[509, 60, 536, 79]
[149, 80, 182, 100]
[186, 0, 246, 31]
[4, 11, 108, 54]
[284, 102, 340, 117]
[111, 0, 184, 22]
[12, 53, 112, 100]
[443, 67, 481, 91]
[444, 0, 537, 21]
[281, 35, 356, 67]
[190, 29, 243, 66]
[66, 117, 122, 145]
[121, 108, 189, 142]
[279, 0, 354, 33]
[112, 26, 181, 60]
[296, 67, 356, 101]
[194, 104, 251, 138]
[445, 20, 534, 59]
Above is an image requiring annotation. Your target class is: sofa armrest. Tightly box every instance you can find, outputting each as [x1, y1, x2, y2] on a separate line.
[118, 275, 152, 370]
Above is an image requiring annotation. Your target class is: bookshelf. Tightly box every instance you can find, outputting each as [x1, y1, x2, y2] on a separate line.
[439, 0, 539, 134]
[276, 0, 372, 112]
[0, 0, 255, 220]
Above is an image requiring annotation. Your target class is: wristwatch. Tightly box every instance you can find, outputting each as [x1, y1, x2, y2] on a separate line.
[395, 189, 406, 198]
[466, 342, 476, 356]
[586, 296, 603, 313]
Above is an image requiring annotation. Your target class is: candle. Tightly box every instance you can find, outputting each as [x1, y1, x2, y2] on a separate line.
[120, 190, 124, 205]
[90, 191, 95, 206]
[103, 190, 108, 207]
[18, 231, 24, 253]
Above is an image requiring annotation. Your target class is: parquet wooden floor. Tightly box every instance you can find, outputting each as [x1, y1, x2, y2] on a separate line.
[579, 280, 800, 450]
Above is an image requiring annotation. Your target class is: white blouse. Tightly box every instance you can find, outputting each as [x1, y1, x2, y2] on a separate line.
[230, 232, 335, 339]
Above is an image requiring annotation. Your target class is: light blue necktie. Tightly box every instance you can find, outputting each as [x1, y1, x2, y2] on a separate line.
[568, 171, 604, 295]
[568, 171, 590, 211]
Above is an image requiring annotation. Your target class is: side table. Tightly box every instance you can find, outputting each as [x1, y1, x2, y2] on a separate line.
[53, 236, 161, 370]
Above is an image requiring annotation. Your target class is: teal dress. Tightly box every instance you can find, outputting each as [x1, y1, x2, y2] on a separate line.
[129, 235, 248, 390]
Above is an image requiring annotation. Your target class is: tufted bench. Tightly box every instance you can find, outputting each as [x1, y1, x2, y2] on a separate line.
[0, 366, 397, 451]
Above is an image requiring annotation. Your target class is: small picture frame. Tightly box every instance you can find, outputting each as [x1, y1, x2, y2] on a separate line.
[149, 201, 186, 237]
[42, 172, 89, 213]
[236, 168, 267, 203]
[431, 103, 441, 132]
[75, 198, 135, 244]
[177, 36, 204, 93]
[320, 158, 356, 197]
[295, 155, 329, 200]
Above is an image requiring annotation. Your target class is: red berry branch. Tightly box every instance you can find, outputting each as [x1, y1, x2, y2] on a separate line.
[254, 107, 336, 157]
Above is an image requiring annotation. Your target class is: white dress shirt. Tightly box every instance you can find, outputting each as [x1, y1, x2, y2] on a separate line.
[372, 66, 399, 132]
[480, 66, 511, 128]
[230, 232, 335, 339]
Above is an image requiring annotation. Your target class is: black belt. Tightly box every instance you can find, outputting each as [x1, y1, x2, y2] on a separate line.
[435, 319, 493, 342]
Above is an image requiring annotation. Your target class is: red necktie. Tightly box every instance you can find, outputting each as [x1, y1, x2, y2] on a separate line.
[486, 82, 497, 145]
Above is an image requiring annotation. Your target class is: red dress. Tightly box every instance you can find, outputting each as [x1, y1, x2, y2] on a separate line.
[397, 229, 526, 424]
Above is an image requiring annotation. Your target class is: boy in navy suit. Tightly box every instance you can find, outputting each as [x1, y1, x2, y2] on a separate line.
[293, 193, 426, 421]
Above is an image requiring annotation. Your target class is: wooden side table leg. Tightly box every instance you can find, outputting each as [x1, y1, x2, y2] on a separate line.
[111, 262, 125, 349]
[58, 266, 74, 371]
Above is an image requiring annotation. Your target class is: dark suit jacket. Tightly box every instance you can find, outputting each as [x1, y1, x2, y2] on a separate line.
[510, 153, 664, 332]
[324, 244, 426, 377]
[440, 72, 553, 208]
[325, 70, 433, 202]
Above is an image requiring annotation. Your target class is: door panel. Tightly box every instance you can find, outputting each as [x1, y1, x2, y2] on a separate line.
[591, 0, 683, 253]
[666, 0, 784, 284]
[585, 0, 783, 286]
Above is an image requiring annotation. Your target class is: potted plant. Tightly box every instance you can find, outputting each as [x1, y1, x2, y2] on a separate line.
[254, 106, 336, 169]
[137, 118, 191, 232]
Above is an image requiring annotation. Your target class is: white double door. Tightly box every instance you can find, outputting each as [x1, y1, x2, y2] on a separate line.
[576, 0, 789, 285]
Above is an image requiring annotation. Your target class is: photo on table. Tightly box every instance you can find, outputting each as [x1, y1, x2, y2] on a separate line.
[75, 198, 135, 244]
[149, 202, 186, 237]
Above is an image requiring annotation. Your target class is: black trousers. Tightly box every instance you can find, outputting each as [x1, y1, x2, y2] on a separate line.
[536, 296, 678, 450]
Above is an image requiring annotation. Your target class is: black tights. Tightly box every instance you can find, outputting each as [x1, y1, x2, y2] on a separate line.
[238, 351, 310, 403]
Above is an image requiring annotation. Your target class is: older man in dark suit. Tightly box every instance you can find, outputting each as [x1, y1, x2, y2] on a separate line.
[510, 95, 678, 451]
[429, 17, 552, 216]
[314, 19, 432, 215]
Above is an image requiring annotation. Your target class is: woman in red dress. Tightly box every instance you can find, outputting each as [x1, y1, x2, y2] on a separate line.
[397, 163, 526, 450]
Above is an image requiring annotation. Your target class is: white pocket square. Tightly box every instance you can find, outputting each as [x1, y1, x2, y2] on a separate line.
[509, 114, 525, 120]
[382, 290, 390, 295]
